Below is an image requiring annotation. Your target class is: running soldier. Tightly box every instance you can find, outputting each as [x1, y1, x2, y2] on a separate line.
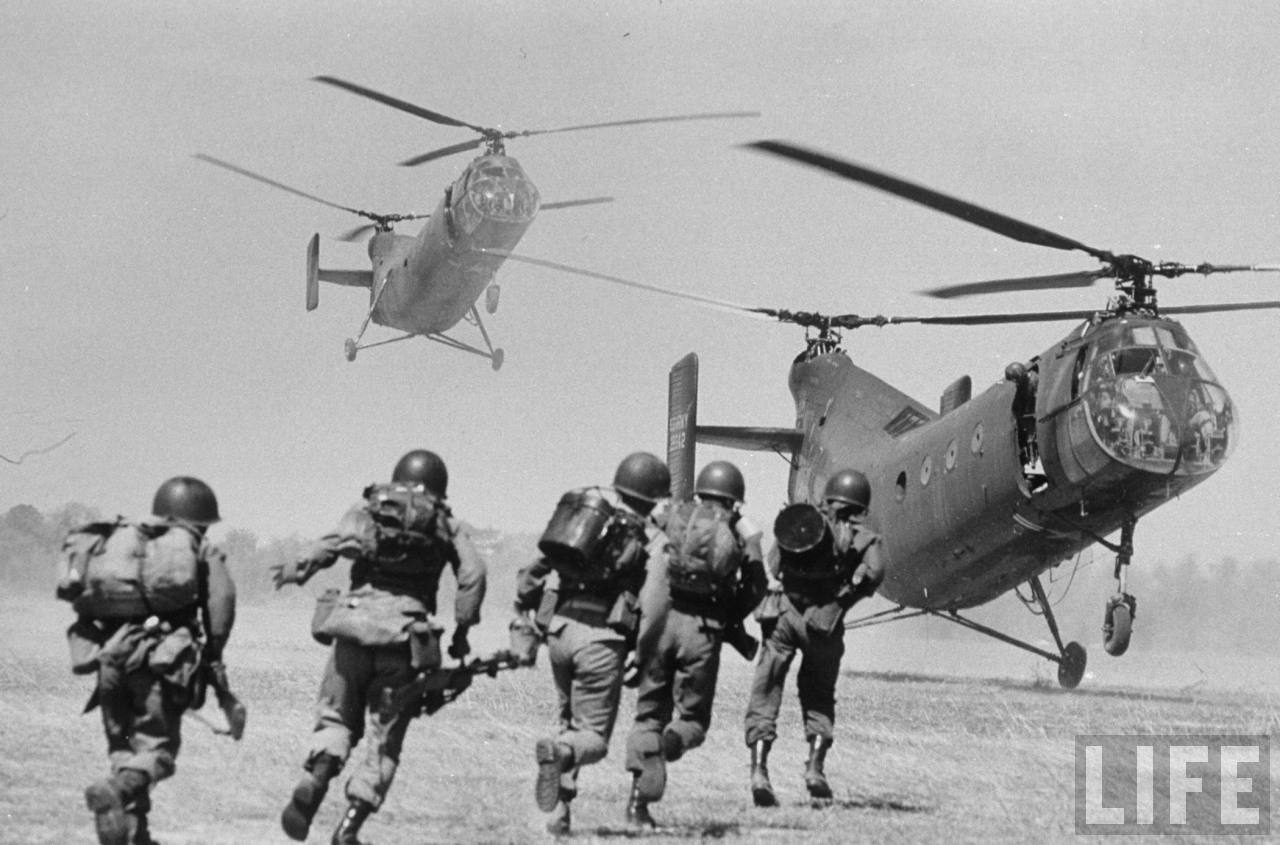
[272, 449, 486, 845]
[743, 469, 884, 805]
[516, 452, 670, 835]
[623, 460, 767, 828]
[57, 476, 238, 845]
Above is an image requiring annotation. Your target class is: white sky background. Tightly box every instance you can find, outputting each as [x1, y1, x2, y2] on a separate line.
[3, 1, 1279, 566]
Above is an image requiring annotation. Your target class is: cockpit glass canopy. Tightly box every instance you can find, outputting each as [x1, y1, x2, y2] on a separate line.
[1082, 319, 1235, 474]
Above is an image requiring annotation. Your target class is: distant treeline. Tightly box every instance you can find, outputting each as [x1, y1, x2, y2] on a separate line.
[4, 503, 1275, 654]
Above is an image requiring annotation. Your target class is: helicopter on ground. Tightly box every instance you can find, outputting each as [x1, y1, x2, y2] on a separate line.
[504, 141, 1280, 688]
[198, 76, 757, 368]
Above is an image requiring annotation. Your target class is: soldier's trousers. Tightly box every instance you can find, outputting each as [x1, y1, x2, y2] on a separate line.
[624, 609, 722, 802]
[743, 603, 845, 745]
[308, 639, 417, 809]
[546, 615, 628, 797]
[99, 664, 185, 785]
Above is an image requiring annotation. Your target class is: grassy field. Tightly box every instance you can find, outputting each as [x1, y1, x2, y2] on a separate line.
[4, 594, 1278, 845]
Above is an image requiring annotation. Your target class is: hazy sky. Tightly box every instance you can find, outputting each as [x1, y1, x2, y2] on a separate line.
[4, 2, 1279, 574]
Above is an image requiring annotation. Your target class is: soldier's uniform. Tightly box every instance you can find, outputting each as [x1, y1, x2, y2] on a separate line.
[743, 469, 885, 805]
[59, 477, 237, 845]
[275, 450, 486, 845]
[623, 461, 767, 827]
[518, 453, 669, 836]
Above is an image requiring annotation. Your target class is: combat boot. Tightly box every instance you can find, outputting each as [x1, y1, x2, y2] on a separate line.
[546, 790, 572, 836]
[749, 739, 778, 807]
[534, 737, 573, 812]
[281, 752, 341, 841]
[331, 799, 373, 845]
[85, 769, 149, 845]
[804, 736, 833, 800]
[625, 775, 657, 829]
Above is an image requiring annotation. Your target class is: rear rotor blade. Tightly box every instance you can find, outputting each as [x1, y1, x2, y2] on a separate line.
[195, 153, 365, 216]
[313, 76, 492, 133]
[476, 249, 770, 318]
[337, 224, 376, 242]
[922, 270, 1109, 299]
[743, 140, 1114, 262]
[540, 197, 614, 211]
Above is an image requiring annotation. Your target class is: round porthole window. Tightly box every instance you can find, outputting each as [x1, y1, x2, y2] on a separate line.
[944, 439, 958, 471]
[920, 455, 933, 486]
[971, 422, 984, 455]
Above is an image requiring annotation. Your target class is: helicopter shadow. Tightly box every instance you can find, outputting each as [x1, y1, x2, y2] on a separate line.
[849, 668, 1199, 704]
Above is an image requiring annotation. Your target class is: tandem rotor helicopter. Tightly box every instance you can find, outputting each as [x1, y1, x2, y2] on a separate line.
[197, 76, 757, 367]
[504, 140, 1280, 688]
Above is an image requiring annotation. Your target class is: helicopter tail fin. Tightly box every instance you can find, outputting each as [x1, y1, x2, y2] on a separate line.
[668, 353, 699, 501]
[668, 353, 804, 500]
[306, 233, 373, 312]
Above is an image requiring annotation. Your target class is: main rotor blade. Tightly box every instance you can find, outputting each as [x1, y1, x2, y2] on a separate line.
[477, 249, 770, 318]
[922, 270, 1110, 299]
[743, 140, 1114, 262]
[399, 138, 485, 167]
[887, 310, 1102, 326]
[337, 223, 376, 243]
[313, 76, 491, 133]
[507, 111, 761, 141]
[539, 197, 614, 211]
[1159, 301, 1280, 315]
[1156, 262, 1280, 278]
[195, 153, 364, 216]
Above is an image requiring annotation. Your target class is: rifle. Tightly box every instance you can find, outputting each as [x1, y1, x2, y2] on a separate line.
[379, 649, 523, 721]
[723, 619, 759, 661]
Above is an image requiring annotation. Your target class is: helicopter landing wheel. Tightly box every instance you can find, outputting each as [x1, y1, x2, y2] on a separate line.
[344, 338, 358, 362]
[491, 348, 505, 371]
[1057, 641, 1087, 689]
[1103, 594, 1135, 656]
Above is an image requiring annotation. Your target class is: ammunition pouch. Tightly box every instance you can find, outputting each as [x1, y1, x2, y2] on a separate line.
[148, 625, 202, 690]
[605, 590, 641, 643]
[315, 588, 425, 647]
[311, 588, 341, 645]
[408, 620, 443, 671]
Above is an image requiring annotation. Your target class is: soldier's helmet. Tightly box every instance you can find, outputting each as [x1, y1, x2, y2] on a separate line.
[612, 452, 671, 503]
[694, 460, 746, 504]
[152, 476, 221, 524]
[393, 449, 449, 498]
[823, 469, 871, 511]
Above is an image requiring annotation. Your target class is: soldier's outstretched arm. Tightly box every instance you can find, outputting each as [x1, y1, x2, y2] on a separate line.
[272, 504, 374, 588]
[514, 558, 554, 613]
[448, 519, 487, 628]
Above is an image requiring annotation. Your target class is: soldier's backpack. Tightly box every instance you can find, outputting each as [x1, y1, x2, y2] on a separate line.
[537, 487, 645, 583]
[57, 519, 202, 619]
[774, 503, 869, 582]
[364, 483, 446, 565]
[663, 499, 742, 601]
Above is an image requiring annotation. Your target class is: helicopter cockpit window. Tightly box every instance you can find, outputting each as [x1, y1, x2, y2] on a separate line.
[1081, 322, 1235, 474]
[464, 170, 540, 223]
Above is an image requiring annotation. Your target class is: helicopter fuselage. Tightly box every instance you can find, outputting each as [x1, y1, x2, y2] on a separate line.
[787, 314, 1236, 610]
[367, 153, 541, 335]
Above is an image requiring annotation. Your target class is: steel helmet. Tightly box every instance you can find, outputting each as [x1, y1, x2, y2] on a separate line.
[694, 461, 746, 504]
[392, 450, 449, 497]
[612, 452, 671, 503]
[152, 476, 221, 524]
[823, 469, 871, 511]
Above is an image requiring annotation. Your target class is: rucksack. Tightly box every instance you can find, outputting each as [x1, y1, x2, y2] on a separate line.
[776, 504, 867, 582]
[364, 483, 446, 564]
[59, 519, 202, 619]
[538, 487, 646, 583]
[663, 500, 742, 601]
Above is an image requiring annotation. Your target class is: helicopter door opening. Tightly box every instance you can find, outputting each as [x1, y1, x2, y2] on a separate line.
[1004, 361, 1046, 491]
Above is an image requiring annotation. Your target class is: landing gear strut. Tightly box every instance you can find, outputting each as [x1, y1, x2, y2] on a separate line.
[1103, 519, 1137, 656]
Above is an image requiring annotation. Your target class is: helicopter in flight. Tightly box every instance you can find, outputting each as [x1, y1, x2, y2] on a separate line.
[197, 75, 757, 368]
[504, 140, 1280, 688]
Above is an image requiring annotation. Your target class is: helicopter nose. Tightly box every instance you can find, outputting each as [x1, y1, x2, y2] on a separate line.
[1086, 374, 1234, 473]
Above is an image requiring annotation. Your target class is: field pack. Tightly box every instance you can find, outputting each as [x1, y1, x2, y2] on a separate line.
[538, 487, 647, 584]
[365, 483, 445, 564]
[58, 519, 202, 619]
[663, 500, 742, 601]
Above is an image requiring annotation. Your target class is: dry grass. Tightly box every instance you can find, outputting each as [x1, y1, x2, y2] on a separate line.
[4, 595, 1278, 844]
